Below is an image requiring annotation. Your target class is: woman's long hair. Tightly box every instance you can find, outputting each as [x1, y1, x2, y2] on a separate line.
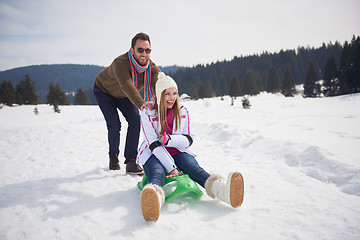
[157, 90, 181, 134]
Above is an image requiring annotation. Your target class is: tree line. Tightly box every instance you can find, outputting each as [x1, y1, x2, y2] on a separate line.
[303, 36, 360, 97]
[171, 36, 359, 99]
[0, 75, 91, 106]
[1, 36, 359, 106]
[0, 64, 103, 104]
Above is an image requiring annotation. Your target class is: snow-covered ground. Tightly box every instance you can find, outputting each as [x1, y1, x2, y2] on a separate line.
[0, 93, 359, 240]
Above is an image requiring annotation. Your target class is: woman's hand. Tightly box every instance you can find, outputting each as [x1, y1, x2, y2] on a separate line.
[159, 134, 169, 145]
[167, 169, 179, 178]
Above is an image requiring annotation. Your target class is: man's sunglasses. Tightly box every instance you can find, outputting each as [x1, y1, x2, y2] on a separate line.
[137, 48, 151, 54]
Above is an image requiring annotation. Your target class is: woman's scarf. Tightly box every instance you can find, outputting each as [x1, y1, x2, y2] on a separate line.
[128, 50, 154, 102]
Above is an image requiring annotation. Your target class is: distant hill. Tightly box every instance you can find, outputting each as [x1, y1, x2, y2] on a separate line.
[0, 64, 104, 103]
[0, 64, 182, 103]
[159, 65, 182, 74]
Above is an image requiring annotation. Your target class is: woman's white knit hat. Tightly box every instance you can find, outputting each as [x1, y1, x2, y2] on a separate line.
[155, 72, 178, 107]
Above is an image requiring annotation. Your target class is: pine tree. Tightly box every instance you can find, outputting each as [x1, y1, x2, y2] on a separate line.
[207, 81, 214, 97]
[74, 88, 89, 105]
[190, 85, 199, 100]
[53, 100, 61, 113]
[198, 82, 213, 98]
[228, 74, 241, 105]
[352, 36, 360, 93]
[339, 41, 351, 95]
[339, 36, 360, 94]
[1, 80, 16, 105]
[46, 82, 55, 104]
[303, 60, 320, 98]
[15, 90, 22, 104]
[85, 88, 97, 105]
[281, 67, 296, 97]
[323, 56, 339, 96]
[197, 83, 206, 99]
[16, 75, 38, 105]
[243, 70, 258, 95]
[46, 82, 69, 105]
[267, 66, 281, 93]
[255, 70, 264, 94]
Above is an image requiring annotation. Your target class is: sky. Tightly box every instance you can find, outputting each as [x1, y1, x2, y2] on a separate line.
[0, 0, 359, 71]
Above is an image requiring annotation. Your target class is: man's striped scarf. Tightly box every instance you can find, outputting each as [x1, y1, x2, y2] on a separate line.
[128, 50, 154, 102]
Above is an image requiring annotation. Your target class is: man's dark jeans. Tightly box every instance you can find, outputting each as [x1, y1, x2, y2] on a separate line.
[93, 83, 140, 163]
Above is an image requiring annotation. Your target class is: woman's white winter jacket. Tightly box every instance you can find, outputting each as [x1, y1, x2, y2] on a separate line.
[136, 106, 194, 173]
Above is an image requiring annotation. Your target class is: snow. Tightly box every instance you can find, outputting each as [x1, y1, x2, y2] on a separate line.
[1, 93, 360, 240]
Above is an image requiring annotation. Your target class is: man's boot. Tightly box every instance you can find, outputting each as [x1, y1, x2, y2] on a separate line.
[125, 158, 144, 175]
[109, 155, 120, 170]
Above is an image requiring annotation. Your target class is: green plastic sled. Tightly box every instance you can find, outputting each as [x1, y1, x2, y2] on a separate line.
[137, 174, 203, 202]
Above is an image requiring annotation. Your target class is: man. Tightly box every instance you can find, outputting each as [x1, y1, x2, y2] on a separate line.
[94, 32, 161, 175]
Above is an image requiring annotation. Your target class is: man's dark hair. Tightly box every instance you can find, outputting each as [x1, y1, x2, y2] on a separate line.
[131, 32, 151, 48]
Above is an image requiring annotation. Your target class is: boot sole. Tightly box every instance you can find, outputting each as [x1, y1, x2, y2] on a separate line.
[126, 171, 144, 176]
[230, 172, 244, 208]
[141, 188, 160, 222]
[109, 166, 120, 170]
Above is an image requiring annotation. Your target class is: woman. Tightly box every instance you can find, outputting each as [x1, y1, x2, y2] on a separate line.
[137, 72, 244, 222]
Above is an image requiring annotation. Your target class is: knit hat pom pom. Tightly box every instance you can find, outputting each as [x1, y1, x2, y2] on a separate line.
[158, 72, 166, 80]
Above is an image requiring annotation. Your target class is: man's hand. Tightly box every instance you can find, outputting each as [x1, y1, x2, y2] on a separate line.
[141, 101, 154, 111]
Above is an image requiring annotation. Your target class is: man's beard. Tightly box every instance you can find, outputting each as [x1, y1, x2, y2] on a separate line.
[135, 55, 148, 66]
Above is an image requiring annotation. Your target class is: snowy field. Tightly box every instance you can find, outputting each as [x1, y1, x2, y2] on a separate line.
[0, 92, 359, 240]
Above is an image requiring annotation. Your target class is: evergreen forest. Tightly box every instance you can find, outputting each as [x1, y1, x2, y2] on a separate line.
[0, 36, 359, 106]
[171, 36, 359, 99]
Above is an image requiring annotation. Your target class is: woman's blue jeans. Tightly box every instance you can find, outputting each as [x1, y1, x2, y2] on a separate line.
[143, 152, 211, 188]
[93, 83, 140, 162]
